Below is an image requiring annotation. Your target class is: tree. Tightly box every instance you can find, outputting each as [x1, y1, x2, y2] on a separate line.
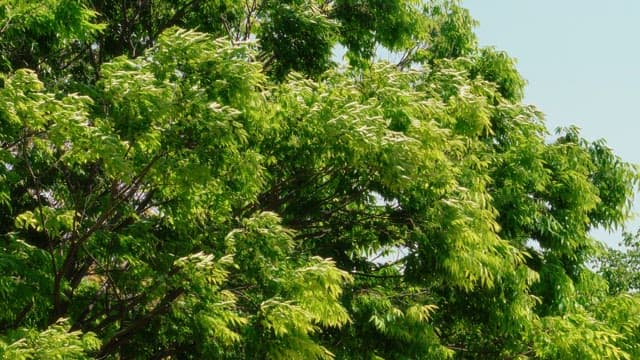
[597, 231, 640, 295]
[1, 0, 639, 359]
[592, 231, 640, 358]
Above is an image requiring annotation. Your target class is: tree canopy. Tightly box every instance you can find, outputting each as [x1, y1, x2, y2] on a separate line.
[1, 0, 639, 359]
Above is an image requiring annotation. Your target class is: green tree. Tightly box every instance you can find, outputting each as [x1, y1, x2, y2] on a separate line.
[598, 231, 640, 295]
[593, 231, 640, 358]
[1, 0, 639, 359]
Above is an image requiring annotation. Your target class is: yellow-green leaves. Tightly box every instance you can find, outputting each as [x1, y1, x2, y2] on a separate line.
[225, 213, 352, 359]
[0, 319, 100, 360]
[1, 1, 639, 357]
[532, 313, 630, 360]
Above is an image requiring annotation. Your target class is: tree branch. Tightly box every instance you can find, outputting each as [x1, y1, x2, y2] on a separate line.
[153, 0, 202, 39]
[50, 152, 164, 324]
[97, 287, 184, 358]
[350, 271, 404, 279]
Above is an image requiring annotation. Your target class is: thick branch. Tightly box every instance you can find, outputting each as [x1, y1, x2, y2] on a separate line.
[97, 287, 184, 358]
[350, 271, 404, 279]
[50, 153, 164, 324]
[153, 0, 202, 39]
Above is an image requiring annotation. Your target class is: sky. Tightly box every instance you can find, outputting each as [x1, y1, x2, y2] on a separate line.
[462, 0, 640, 247]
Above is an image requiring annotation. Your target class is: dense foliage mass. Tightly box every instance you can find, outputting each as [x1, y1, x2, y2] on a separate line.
[1, 0, 639, 358]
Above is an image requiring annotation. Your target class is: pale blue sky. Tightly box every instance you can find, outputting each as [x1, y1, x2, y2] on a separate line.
[462, 0, 640, 247]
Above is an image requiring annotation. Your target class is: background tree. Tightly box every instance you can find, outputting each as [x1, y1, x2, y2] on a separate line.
[1, 0, 639, 359]
[592, 231, 640, 358]
[597, 230, 640, 295]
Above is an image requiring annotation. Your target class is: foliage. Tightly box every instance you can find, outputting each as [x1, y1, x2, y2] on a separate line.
[0, 0, 639, 359]
[0, 319, 100, 360]
[597, 230, 640, 295]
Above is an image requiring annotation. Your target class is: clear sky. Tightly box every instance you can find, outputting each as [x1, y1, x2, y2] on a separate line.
[462, 0, 640, 247]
